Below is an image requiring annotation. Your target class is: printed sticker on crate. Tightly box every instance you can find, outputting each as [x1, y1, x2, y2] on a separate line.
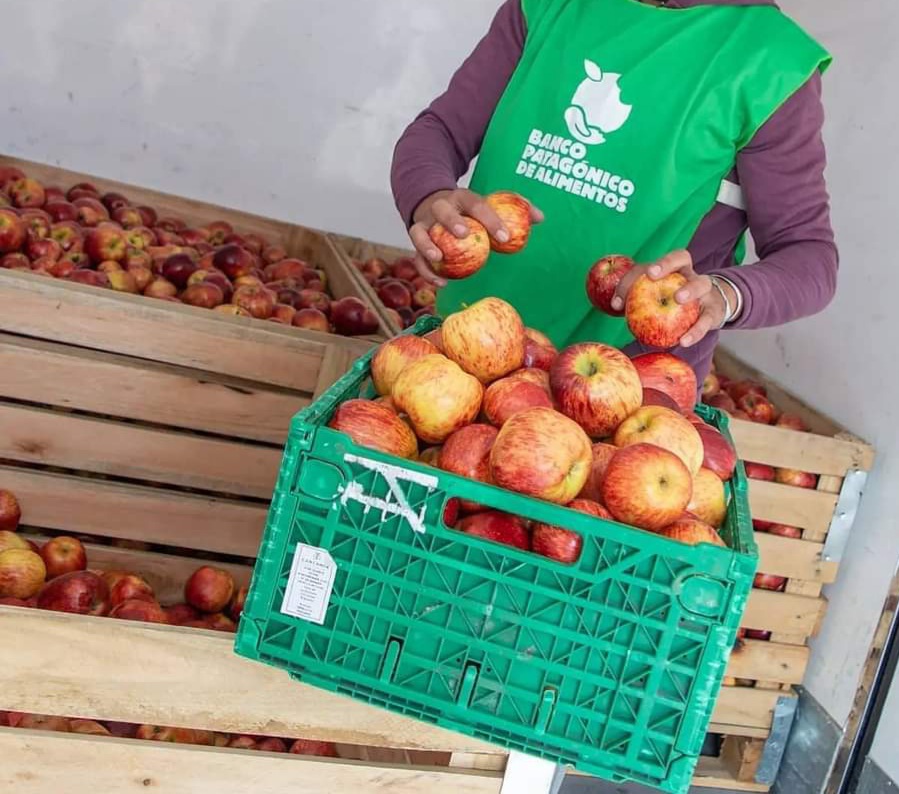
[280, 544, 337, 625]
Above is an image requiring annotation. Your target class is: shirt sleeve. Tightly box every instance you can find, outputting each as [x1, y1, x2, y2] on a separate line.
[390, 0, 526, 227]
[709, 72, 839, 329]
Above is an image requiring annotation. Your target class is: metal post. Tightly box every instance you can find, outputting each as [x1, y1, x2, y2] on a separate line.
[500, 752, 566, 794]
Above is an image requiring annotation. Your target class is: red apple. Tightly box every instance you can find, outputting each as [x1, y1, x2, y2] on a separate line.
[107, 270, 139, 293]
[127, 226, 157, 249]
[506, 367, 552, 397]
[292, 308, 330, 332]
[419, 446, 442, 467]
[263, 258, 307, 283]
[233, 284, 277, 319]
[44, 200, 79, 223]
[36, 570, 110, 615]
[126, 264, 154, 292]
[737, 393, 775, 424]
[687, 468, 727, 528]
[706, 392, 737, 414]
[769, 524, 802, 539]
[101, 192, 130, 212]
[438, 424, 498, 512]
[26, 237, 62, 262]
[429, 218, 490, 279]
[550, 343, 642, 438]
[702, 372, 721, 400]
[8, 177, 46, 208]
[614, 405, 704, 475]
[19, 209, 51, 240]
[328, 398, 418, 459]
[490, 407, 592, 504]
[456, 510, 530, 550]
[165, 603, 201, 625]
[257, 737, 287, 753]
[203, 220, 232, 244]
[657, 518, 726, 547]
[201, 612, 237, 632]
[0, 596, 30, 607]
[67, 269, 109, 288]
[67, 182, 100, 201]
[601, 444, 693, 531]
[73, 196, 110, 227]
[109, 598, 169, 623]
[775, 468, 818, 489]
[0, 530, 29, 553]
[39, 536, 87, 579]
[185, 566, 236, 614]
[577, 442, 617, 502]
[532, 498, 611, 564]
[111, 205, 144, 229]
[1, 252, 30, 270]
[144, 277, 178, 299]
[136, 206, 158, 226]
[229, 735, 258, 750]
[157, 217, 188, 233]
[160, 253, 199, 288]
[0, 490, 21, 531]
[485, 191, 532, 254]
[0, 209, 26, 253]
[727, 380, 767, 403]
[69, 719, 111, 736]
[377, 279, 413, 310]
[108, 573, 155, 607]
[0, 549, 46, 599]
[744, 461, 776, 481]
[630, 352, 697, 414]
[0, 166, 26, 189]
[745, 629, 771, 641]
[442, 297, 526, 383]
[694, 424, 737, 481]
[213, 243, 256, 279]
[586, 254, 634, 315]
[84, 226, 126, 263]
[229, 586, 248, 622]
[288, 739, 338, 757]
[776, 414, 808, 432]
[262, 245, 288, 265]
[330, 296, 380, 336]
[523, 327, 557, 371]
[412, 287, 436, 310]
[271, 303, 296, 324]
[371, 335, 440, 395]
[17, 714, 71, 732]
[626, 273, 701, 348]
[753, 518, 773, 532]
[483, 374, 553, 426]
[182, 282, 225, 308]
[642, 387, 681, 412]
[295, 289, 331, 315]
[214, 304, 249, 316]
[390, 257, 419, 282]
[754, 573, 787, 591]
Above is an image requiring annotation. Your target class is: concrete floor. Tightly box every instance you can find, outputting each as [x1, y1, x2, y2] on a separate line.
[560, 775, 735, 794]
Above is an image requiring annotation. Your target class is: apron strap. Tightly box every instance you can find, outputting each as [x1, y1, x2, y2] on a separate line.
[717, 179, 746, 211]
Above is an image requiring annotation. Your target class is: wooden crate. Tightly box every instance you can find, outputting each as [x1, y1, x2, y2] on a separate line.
[329, 232, 415, 336]
[0, 154, 393, 339]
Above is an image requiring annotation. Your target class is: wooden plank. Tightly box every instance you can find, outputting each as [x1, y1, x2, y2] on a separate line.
[0, 729, 502, 794]
[741, 588, 825, 637]
[0, 608, 499, 755]
[693, 755, 769, 791]
[719, 736, 766, 784]
[0, 333, 302, 443]
[0, 403, 281, 499]
[3, 467, 266, 556]
[728, 418, 874, 476]
[711, 686, 792, 732]
[755, 532, 838, 583]
[0, 270, 371, 393]
[726, 640, 809, 685]
[748, 478, 837, 535]
[313, 343, 362, 399]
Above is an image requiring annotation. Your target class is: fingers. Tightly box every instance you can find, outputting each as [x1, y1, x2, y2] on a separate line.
[680, 297, 722, 348]
[431, 198, 472, 239]
[648, 249, 693, 280]
[459, 194, 509, 245]
[610, 264, 646, 313]
[675, 275, 712, 305]
[409, 222, 442, 264]
[413, 252, 447, 288]
[528, 203, 545, 224]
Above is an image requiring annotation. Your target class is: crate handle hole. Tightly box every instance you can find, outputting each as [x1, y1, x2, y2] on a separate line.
[379, 637, 404, 683]
[456, 662, 481, 707]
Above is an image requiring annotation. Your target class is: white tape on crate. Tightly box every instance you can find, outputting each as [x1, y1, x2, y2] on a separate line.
[339, 453, 438, 534]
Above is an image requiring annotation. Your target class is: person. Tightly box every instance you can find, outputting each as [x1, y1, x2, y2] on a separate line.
[391, 0, 838, 383]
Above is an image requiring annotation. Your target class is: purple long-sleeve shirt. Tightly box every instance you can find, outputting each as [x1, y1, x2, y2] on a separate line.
[391, 0, 838, 381]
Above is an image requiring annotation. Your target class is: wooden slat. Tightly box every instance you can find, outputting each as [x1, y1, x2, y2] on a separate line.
[711, 686, 793, 732]
[0, 729, 501, 794]
[0, 403, 281, 499]
[719, 736, 766, 785]
[726, 640, 809, 685]
[741, 588, 825, 637]
[0, 608, 498, 755]
[755, 532, 838, 583]
[3, 467, 266, 556]
[747, 478, 837, 535]
[729, 419, 874, 476]
[0, 270, 373, 393]
[313, 343, 362, 399]
[0, 333, 302, 443]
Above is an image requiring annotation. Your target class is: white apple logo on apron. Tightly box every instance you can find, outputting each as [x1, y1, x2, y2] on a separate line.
[564, 59, 633, 145]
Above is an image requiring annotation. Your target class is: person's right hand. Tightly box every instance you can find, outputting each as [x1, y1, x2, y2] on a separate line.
[408, 188, 543, 287]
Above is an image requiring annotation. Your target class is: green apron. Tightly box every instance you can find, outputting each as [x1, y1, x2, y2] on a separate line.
[437, 0, 830, 349]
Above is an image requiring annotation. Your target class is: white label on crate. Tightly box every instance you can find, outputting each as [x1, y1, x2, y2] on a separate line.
[280, 544, 337, 624]
[339, 453, 438, 535]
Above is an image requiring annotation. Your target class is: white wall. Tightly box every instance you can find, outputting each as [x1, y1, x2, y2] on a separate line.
[3, 0, 899, 781]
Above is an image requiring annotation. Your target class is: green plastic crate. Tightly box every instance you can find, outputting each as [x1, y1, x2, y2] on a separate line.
[235, 317, 757, 794]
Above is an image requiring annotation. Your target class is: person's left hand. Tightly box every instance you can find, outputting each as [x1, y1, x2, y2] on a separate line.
[610, 249, 736, 348]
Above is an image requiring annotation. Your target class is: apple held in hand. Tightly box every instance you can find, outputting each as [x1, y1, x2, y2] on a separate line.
[656, 518, 726, 547]
[577, 442, 618, 502]
[438, 423, 498, 513]
[601, 443, 693, 531]
[371, 335, 439, 396]
[631, 353, 697, 414]
[485, 191, 532, 254]
[429, 218, 490, 279]
[483, 374, 553, 427]
[614, 405, 704, 475]
[0, 549, 46, 599]
[442, 297, 526, 383]
[490, 407, 592, 504]
[687, 468, 727, 528]
[456, 510, 530, 551]
[532, 498, 612, 564]
[392, 355, 483, 444]
[586, 255, 634, 315]
[550, 343, 642, 438]
[328, 398, 418, 459]
[626, 273, 700, 348]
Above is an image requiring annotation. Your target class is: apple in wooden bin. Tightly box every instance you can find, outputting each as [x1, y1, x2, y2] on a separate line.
[626, 273, 700, 348]
[330, 297, 380, 336]
[328, 398, 418, 459]
[631, 352, 697, 414]
[165, 603, 201, 625]
[111, 205, 144, 229]
[601, 444, 693, 531]
[737, 393, 775, 424]
[213, 243, 255, 280]
[264, 258, 307, 283]
[775, 468, 818, 489]
[257, 737, 288, 753]
[378, 279, 412, 310]
[67, 270, 109, 288]
[551, 343, 642, 438]
[392, 355, 484, 444]
[776, 414, 808, 432]
[371, 335, 440, 396]
[110, 598, 169, 623]
[39, 536, 87, 579]
[20, 212, 52, 244]
[0, 209, 26, 253]
[702, 372, 721, 399]
[0, 166, 26, 189]
[0, 549, 46, 599]
[107, 572, 155, 606]
[614, 406, 704, 476]
[485, 191, 532, 254]
[67, 182, 100, 201]
[442, 297, 526, 383]
[144, 277, 178, 299]
[296, 289, 331, 316]
[182, 282, 225, 309]
[233, 285, 276, 320]
[74, 197, 111, 227]
[1, 252, 31, 270]
[490, 407, 592, 504]
[136, 206, 157, 226]
[229, 586, 249, 622]
[754, 573, 787, 591]
[84, 226, 127, 263]
[44, 200, 79, 223]
[586, 254, 634, 316]
[532, 498, 612, 564]
[18, 714, 70, 732]
[768, 524, 802, 539]
[657, 518, 726, 547]
[292, 308, 330, 332]
[456, 510, 530, 551]
[0, 490, 21, 532]
[8, 177, 46, 208]
[185, 566, 236, 614]
[36, 570, 110, 615]
[101, 192, 130, 212]
[706, 392, 737, 414]
[429, 218, 491, 279]
[578, 442, 618, 502]
[744, 462, 775, 481]
[438, 423, 498, 513]
[288, 739, 339, 757]
[70, 719, 111, 736]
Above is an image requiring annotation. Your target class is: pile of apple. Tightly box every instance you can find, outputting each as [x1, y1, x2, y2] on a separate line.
[328, 294, 743, 566]
[354, 255, 436, 330]
[0, 710, 338, 757]
[0, 165, 379, 336]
